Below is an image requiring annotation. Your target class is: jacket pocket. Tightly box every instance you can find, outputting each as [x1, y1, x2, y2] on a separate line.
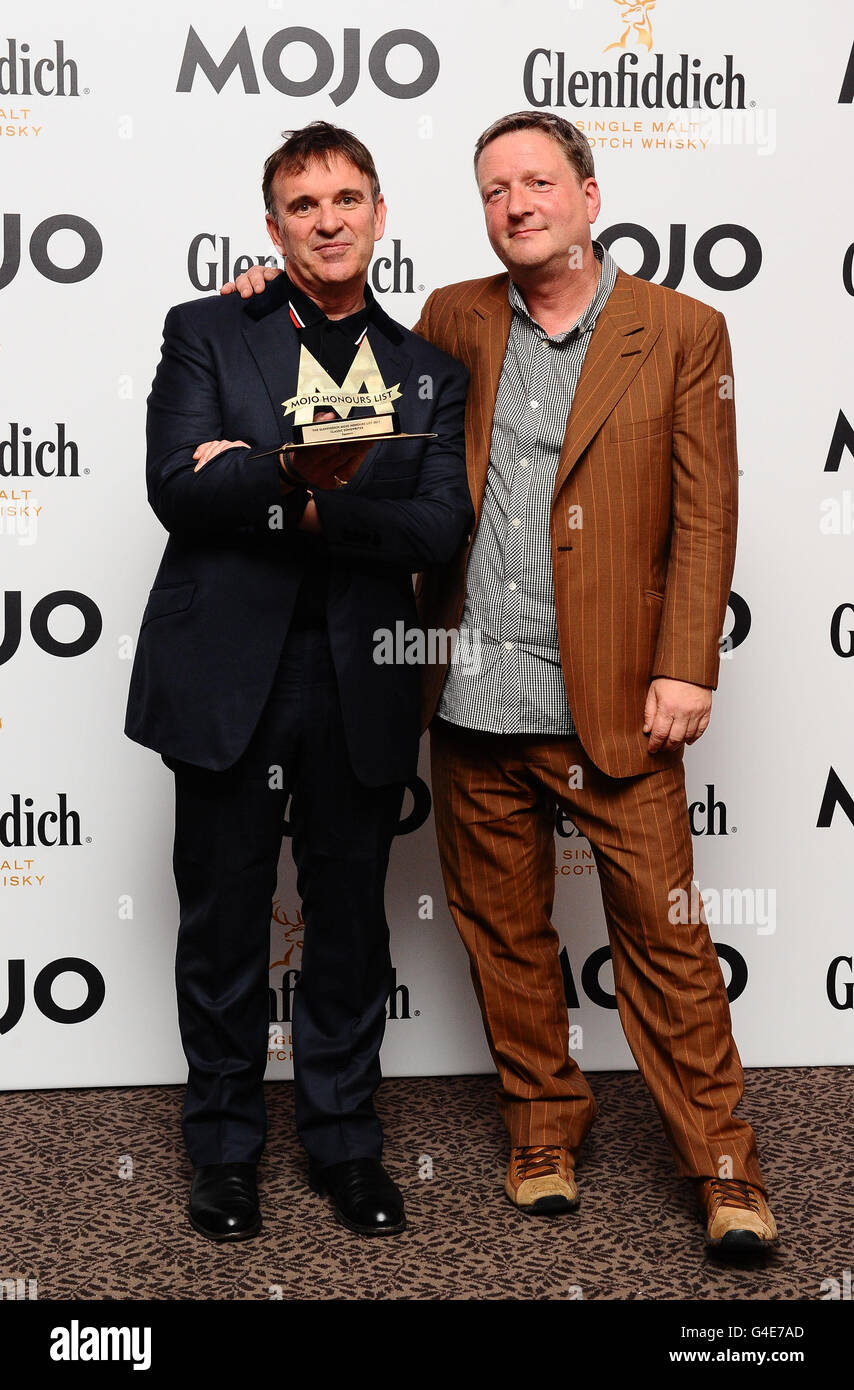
[644, 588, 665, 602]
[140, 581, 196, 626]
[608, 412, 672, 442]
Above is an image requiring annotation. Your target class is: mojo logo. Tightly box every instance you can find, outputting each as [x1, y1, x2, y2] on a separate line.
[281, 775, 430, 838]
[524, 49, 746, 111]
[188, 235, 416, 295]
[816, 769, 854, 830]
[0, 957, 105, 1034]
[823, 410, 854, 472]
[396, 776, 431, 835]
[560, 941, 747, 1009]
[0, 590, 102, 665]
[688, 785, 729, 836]
[0, 424, 79, 478]
[599, 222, 761, 291]
[839, 39, 854, 102]
[176, 25, 439, 106]
[0, 794, 82, 848]
[0, 214, 102, 290]
[0, 39, 79, 96]
[721, 590, 751, 655]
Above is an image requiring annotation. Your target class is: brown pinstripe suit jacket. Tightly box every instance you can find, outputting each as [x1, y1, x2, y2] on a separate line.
[413, 266, 738, 779]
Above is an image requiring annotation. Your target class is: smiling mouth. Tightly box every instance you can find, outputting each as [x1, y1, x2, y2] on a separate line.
[509, 228, 544, 238]
[314, 242, 352, 252]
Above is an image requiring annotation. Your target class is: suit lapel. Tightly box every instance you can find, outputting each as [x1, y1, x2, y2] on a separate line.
[552, 269, 662, 498]
[461, 278, 512, 524]
[241, 291, 301, 443]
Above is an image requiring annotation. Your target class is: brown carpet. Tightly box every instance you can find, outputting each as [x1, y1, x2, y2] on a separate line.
[1, 1068, 851, 1301]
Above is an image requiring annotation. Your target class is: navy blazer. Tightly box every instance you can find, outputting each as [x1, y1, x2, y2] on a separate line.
[124, 276, 472, 785]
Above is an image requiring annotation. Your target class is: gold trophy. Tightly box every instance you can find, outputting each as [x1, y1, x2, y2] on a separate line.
[279, 334, 435, 449]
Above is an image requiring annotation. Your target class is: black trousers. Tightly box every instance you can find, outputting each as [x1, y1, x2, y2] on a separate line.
[165, 627, 404, 1168]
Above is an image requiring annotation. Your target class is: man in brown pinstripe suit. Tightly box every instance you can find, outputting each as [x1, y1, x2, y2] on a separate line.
[411, 111, 777, 1255]
[224, 111, 778, 1253]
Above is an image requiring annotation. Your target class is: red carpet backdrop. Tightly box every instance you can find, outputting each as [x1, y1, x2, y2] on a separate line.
[2, 0, 853, 1085]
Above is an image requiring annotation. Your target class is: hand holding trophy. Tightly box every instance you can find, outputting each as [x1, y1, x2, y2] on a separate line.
[264, 331, 436, 492]
[277, 409, 374, 491]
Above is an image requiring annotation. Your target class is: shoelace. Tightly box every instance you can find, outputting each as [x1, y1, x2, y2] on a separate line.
[706, 1178, 761, 1214]
[513, 1145, 564, 1181]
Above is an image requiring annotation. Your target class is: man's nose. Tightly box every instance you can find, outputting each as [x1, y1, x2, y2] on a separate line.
[506, 184, 533, 220]
[316, 201, 344, 234]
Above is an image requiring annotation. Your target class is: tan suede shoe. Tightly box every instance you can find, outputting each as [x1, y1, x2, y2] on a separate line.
[505, 1145, 580, 1215]
[698, 1178, 779, 1252]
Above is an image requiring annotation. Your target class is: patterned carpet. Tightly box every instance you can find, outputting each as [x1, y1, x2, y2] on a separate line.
[1, 1067, 851, 1301]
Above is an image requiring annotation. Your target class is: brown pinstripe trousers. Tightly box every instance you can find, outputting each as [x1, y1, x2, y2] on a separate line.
[430, 718, 766, 1193]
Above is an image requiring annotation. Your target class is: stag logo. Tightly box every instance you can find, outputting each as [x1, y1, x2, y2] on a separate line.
[270, 901, 304, 972]
[605, 0, 657, 54]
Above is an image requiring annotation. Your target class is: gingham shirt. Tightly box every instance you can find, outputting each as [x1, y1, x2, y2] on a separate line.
[438, 242, 617, 734]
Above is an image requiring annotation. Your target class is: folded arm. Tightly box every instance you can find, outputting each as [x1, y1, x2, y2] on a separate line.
[310, 363, 473, 570]
[146, 304, 284, 535]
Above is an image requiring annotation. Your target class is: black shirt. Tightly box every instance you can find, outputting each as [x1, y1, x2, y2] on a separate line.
[281, 272, 378, 629]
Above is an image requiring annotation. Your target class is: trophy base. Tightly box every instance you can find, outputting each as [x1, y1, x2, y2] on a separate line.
[294, 415, 398, 446]
[253, 429, 438, 461]
[284, 428, 437, 451]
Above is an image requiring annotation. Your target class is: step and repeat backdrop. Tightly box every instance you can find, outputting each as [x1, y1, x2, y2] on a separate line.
[2, 0, 853, 1087]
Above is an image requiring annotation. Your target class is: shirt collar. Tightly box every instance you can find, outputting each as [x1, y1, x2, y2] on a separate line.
[282, 269, 376, 335]
[508, 240, 616, 342]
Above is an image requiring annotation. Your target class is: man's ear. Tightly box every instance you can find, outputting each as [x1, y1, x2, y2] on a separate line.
[266, 213, 286, 257]
[584, 178, 601, 225]
[372, 194, 388, 243]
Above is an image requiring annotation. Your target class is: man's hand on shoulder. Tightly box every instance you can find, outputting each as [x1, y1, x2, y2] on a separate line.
[643, 677, 712, 753]
[221, 266, 282, 298]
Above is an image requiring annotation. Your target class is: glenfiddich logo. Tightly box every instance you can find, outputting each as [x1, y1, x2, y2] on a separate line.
[0, 794, 81, 847]
[270, 901, 303, 970]
[0, 39, 79, 96]
[268, 902, 414, 1030]
[524, 0, 747, 113]
[524, 49, 746, 111]
[0, 424, 79, 478]
[187, 233, 417, 295]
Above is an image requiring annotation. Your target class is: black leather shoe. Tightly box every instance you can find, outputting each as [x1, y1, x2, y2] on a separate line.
[309, 1157, 406, 1235]
[188, 1163, 262, 1241]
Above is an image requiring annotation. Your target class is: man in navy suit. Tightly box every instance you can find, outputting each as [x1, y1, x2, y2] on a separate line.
[125, 122, 472, 1240]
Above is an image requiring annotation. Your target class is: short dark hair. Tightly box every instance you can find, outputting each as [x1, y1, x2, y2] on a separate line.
[473, 110, 595, 185]
[262, 121, 381, 220]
